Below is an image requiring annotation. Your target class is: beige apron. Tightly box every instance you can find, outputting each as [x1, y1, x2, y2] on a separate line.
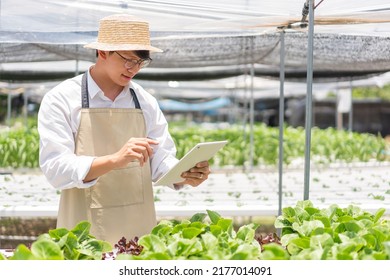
[56, 73, 156, 245]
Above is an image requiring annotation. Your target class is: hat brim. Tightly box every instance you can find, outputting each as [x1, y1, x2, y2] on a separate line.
[83, 42, 163, 53]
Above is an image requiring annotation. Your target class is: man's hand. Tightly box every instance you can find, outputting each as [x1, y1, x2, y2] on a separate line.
[175, 161, 211, 187]
[83, 137, 159, 183]
[113, 137, 159, 168]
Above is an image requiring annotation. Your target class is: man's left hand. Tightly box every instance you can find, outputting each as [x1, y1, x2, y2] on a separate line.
[177, 161, 211, 187]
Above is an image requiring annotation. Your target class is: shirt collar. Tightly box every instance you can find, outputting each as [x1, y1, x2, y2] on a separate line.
[87, 68, 102, 99]
[86, 68, 132, 100]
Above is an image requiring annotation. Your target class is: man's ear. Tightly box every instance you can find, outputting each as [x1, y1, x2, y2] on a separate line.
[97, 50, 108, 59]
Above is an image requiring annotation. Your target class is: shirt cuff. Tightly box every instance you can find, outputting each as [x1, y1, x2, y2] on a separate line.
[75, 155, 98, 189]
[77, 178, 98, 189]
[173, 183, 189, 190]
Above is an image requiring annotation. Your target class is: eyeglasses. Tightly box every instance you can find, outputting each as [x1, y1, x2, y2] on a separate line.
[114, 51, 152, 69]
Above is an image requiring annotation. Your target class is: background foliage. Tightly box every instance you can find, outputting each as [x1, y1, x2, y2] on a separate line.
[0, 120, 388, 168]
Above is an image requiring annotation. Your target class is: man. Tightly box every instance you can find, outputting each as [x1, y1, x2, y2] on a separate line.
[38, 14, 210, 245]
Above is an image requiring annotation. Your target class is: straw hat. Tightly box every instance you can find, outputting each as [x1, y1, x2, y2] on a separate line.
[84, 14, 163, 52]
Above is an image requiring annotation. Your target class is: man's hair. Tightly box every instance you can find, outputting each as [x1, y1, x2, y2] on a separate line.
[134, 50, 150, 60]
[98, 50, 150, 59]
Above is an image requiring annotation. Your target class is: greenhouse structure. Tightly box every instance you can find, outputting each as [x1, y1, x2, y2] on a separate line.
[0, 0, 390, 264]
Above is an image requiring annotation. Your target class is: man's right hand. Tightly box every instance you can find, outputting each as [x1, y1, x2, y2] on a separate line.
[83, 137, 159, 183]
[113, 137, 159, 168]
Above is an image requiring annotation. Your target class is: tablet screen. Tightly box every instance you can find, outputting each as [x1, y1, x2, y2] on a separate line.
[154, 140, 228, 186]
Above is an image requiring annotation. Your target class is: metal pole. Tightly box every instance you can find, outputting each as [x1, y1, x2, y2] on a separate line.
[75, 8, 80, 76]
[241, 37, 249, 172]
[348, 79, 353, 131]
[278, 30, 285, 217]
[249, 36, 255, 170]
[303, 0, 315, 201]
[75, 58, 80, 76]
[75, 37, 80, 75]
[336, 88, 342, 130]
[23, 90, 28, 128]
[7, 91, 11, 127]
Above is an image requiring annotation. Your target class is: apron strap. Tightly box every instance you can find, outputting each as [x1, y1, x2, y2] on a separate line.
[130, 88, 141, 109]
[81, 72, 89, 108]
[81, 72, 142, 109]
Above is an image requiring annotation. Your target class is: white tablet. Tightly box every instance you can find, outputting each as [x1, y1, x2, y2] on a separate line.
[154, 140, 228, 186]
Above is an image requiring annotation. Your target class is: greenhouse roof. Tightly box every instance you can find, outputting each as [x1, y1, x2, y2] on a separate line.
[1, 0, 390, 81]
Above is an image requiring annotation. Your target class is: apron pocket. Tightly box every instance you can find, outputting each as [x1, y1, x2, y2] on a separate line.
[88, 162, 144, 208]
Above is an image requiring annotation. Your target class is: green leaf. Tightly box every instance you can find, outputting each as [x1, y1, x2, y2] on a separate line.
[172, 220, 191, 235]
[142, 252, 173, 260]
[190, 213, 207, 223]
[115, 254, 134, 260]
[290, 237, 311, 249]
[117, 252, 172, 260]
[362, 233, 377, 249]
[369, 252, 388, 260]
[344, 221, 362, 233]
[371, 227, 387, 245]
[151, 223, 173, 237]
[9, 244, 35, 260]
[139, 234, 167, 253]
[61, 232, 78, 248]
[233, 243, 261, 260]
[216, 232, 230, 250]
[217, 218, 234, 235]
[77, 239, 111, 260]
[320, 246, 332, 260]
[48, 227, 69, 240]
[292, 220, 325, 236]
[351, 236, 367, 252]
[383, 241, 390, 259]
[70, 221, 92, 243]
[35, 233, 52, 242]
[115, 252, 172, 261]
[229, 252, 250, 260]
[209, 225, 222, 237]
[30, 239, 64, 260]
[201, 232, 218, 249]
[294, 207, 311, 223]
[190, 221, 206, 230]
[296, 200, 314, 209]
[326, 204, 339, 221]
[337, 233, 351, 243]
[346, 205, 366, 218]
[373, 208, 386, 223]
[313, 215, 331, 228]
[168, 238, 203, 257]
[182, 227, 203, 239]
[260, 243, 290, 260]
[280, 233, 300, 247]
[286, 237, 310, 255]
[274, 217, 292, 229]
[282, 207, 296, 218]
[305, 207, 320, 216]
[338, 216, 353, 223]
[337, 241, 360, 257]
[207, 209, 221, 224]
[291, 248, 324, 260]
[309, 233, 334, 249]
[236, 223, 258, 242]
[336, 252, 354, 260]
[334, 223, 346, 233]
[357, 218, 374, 229]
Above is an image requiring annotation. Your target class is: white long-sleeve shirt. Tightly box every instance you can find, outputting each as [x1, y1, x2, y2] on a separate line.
[38, 71, 179, 190]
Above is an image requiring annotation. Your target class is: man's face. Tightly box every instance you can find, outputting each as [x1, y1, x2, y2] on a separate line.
[107, 51, 143, 86]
